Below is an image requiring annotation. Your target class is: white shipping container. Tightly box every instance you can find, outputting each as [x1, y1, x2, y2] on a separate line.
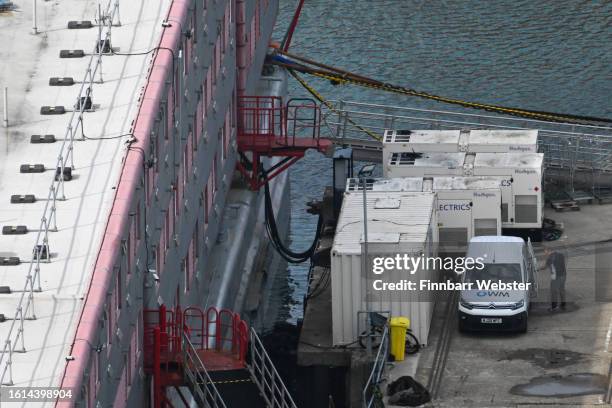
[331, 192, 438, 346]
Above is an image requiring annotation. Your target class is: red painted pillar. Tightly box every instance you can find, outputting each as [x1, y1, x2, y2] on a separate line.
[153, 327, 162, 408]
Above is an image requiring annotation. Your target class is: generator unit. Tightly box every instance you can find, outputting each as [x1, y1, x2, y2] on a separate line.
[384, 152, 470, 177]
[426, 177, 502, 249]
[346, 176, 503, 248]
[468, 129, 538, 153]
[473, 152, 544, 240]
[382, 129, 538, 164]
[382, 149, 544, 240]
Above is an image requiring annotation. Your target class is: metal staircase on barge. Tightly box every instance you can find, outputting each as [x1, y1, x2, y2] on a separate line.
[143, 305, 297, 408]
[237, 96, 333, 190]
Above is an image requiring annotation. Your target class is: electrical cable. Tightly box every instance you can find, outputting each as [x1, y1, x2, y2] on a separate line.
[126, 143, 154, 274]
[262, 166, 322, 264]
[110, 46, 179, 180]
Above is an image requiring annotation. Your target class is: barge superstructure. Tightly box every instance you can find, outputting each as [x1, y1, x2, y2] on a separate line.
[0, 0, 288, 406]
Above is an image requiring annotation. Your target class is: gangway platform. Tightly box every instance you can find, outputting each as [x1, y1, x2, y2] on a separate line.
[144, 305, 297, 408]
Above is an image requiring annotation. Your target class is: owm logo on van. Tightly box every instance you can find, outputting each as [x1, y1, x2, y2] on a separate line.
[476, 291, 510, 297]
[439, 203, 471, 211]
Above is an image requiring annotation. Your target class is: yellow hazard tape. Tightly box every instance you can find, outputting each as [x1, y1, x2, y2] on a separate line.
[306, 71, 592, 124]
[212, 378, 252, 385]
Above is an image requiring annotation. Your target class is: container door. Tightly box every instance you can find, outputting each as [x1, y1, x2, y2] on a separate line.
[437, 199, 471, 253]
[500, 178, 514, 225]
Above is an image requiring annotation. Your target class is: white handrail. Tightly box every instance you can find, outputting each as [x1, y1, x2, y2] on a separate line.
[182, 335, 228, 408]
[362, 325, 389, 408]
[248, 327, 297, 408]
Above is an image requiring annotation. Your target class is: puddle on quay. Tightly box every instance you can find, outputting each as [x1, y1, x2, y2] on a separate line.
[510, 373, 607, 397]
[502, 348, 587, 369]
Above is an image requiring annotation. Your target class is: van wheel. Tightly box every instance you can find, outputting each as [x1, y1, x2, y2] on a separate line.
[458, 319, 467, 333]
[518, 319, 528, 333]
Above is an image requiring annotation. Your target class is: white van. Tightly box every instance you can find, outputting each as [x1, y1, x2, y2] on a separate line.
[458, 236, 538, 333]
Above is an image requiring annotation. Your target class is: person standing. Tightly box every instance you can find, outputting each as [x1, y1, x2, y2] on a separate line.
[544, 246, 567, 311]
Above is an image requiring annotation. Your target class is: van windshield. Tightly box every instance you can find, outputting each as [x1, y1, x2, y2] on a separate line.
[464, 263, 522, 284]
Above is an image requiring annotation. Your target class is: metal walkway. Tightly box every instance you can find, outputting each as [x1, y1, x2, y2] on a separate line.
[144, 306, 297, 408]
[209, 369, 266, 408]
[320, 100, 612, 194]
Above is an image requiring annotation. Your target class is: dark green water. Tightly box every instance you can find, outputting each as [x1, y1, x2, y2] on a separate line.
[271, 0, 612, 323]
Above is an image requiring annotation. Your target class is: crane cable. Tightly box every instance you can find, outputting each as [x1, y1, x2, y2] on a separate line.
[273, 51, 612, 127]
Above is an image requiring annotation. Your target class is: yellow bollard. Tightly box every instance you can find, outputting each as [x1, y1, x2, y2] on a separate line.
[389, 317, 410, 361]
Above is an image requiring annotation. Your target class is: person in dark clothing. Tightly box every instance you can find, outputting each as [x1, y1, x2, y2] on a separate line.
[544, 247, 567, 311]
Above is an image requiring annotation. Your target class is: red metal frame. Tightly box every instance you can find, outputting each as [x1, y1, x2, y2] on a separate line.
[237, 95, 332, 190]
[143, 305, 249, 408]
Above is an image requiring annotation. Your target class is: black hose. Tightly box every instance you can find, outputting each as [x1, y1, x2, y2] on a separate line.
[263, 175, 323, 264]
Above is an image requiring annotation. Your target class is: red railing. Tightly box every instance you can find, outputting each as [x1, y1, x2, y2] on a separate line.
[236, 95, 330, 190]
[143, 305, 248, 374]
[237, 95, 287, 151]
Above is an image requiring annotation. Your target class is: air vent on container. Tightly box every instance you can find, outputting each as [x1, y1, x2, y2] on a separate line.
[59, 50, 85, 58]
[2, 226, 28, 235]
[20, 164, 45, 173]
[31, 134, 56, 143]
[49, 77, 75, 86]
[67, 20, 93, 29]
[40, 106, 66, 115]
[0, 257, 20, 266]
[11, 195, 36, 204]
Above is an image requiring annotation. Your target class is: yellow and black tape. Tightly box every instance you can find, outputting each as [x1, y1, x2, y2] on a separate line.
[212, 378, 252, 385]
[274, 52, 612, 127]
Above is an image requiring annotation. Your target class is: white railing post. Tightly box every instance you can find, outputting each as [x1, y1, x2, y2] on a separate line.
[31, 0, 38, 35]
[3, 87, 8, 128]
[17, 308, 25, 353]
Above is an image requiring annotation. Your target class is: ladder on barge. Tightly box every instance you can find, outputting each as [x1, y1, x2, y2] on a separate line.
[143, 305, 297, 408]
